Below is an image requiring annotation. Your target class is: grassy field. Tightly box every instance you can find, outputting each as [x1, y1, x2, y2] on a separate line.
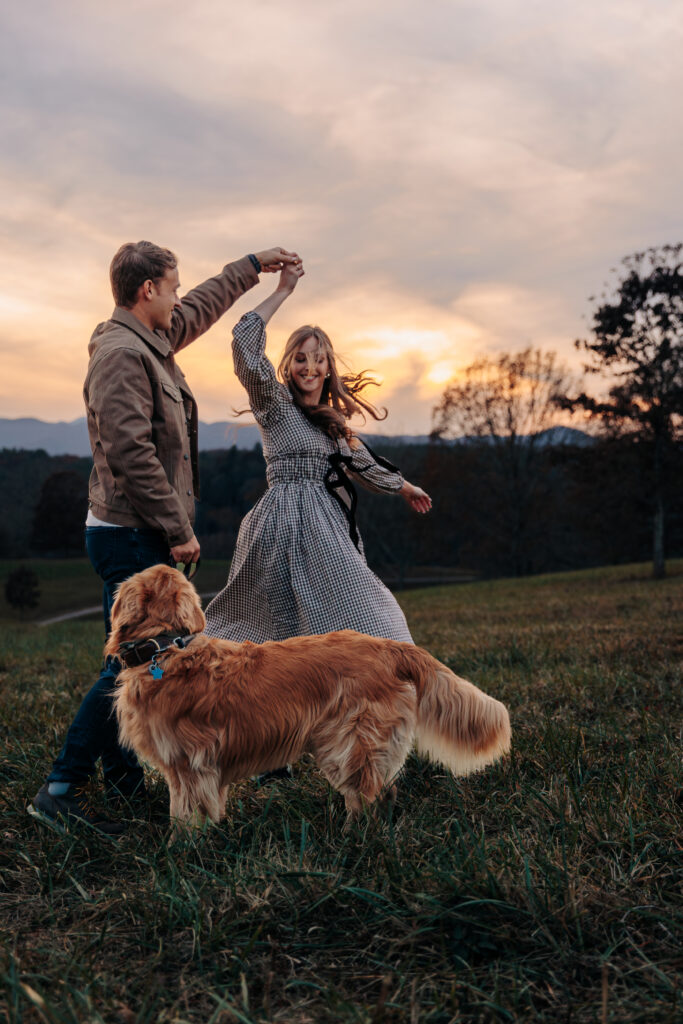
[0, 562, 681, 1022]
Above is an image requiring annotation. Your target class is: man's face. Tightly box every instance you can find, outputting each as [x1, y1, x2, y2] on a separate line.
[148, 267, 181, 331]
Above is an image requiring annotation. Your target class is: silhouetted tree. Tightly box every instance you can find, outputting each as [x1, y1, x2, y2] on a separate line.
[30, 470, 87, 555]
[431, 348, 580, 575]
[561, 245, 683, 578]
[5, 566, 40, 615]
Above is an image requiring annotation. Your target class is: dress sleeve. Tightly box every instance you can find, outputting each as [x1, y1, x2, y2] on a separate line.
[339, 437, 404, 494]
[231, 311, 286, 424]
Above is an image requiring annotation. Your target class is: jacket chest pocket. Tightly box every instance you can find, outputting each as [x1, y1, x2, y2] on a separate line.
[156, 380, 188, 453]
[160, 380, 183, 401]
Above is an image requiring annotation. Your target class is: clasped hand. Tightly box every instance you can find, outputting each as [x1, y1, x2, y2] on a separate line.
[255, 247, 302, 273]
[277, 260, 306, 293]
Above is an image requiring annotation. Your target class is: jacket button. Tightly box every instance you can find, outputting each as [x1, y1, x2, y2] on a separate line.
[184, 454, 189, 460]
[187, 490, 192, 496]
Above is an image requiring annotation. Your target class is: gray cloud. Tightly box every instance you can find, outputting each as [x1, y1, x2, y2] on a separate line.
[1, 0, 683, 426]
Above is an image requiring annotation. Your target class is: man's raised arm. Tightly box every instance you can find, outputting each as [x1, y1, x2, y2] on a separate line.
[170, 247, 300, 353]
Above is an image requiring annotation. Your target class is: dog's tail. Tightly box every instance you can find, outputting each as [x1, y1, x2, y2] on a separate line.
[393, 645, 511, 775]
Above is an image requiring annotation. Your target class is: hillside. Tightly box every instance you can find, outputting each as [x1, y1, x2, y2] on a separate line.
[0, 562, 681, 1021]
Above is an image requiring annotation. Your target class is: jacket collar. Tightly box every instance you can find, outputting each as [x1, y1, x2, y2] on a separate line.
[110, 306, 173, 358]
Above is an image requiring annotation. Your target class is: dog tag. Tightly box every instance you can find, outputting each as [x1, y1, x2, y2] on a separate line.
[149, 656, 164, 680]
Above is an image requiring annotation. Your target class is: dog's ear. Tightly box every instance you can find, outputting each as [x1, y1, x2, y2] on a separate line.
[144, 565, 206, 635]
[104, 573, 148, 657]
[171, 570, 206, 635]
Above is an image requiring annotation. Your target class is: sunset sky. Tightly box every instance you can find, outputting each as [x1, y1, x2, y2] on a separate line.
[2, 0, 682, 434]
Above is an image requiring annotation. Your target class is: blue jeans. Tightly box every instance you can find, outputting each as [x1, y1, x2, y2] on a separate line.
[47, 527, 172, 790]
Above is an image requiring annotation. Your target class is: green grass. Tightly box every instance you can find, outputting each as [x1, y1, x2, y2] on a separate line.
[0, 562, 681, 1022]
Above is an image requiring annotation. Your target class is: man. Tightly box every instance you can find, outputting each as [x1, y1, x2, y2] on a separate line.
[30, 240, 300, 833]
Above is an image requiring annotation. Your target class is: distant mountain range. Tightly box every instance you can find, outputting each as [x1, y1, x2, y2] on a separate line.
[0, 417, 262, 456]
[0, 417, 593, 456]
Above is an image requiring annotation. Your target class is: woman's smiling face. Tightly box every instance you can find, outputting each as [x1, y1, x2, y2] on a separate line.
[291, 335, 329, 404]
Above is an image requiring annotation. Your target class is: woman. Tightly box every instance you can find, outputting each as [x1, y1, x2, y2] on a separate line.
[203, 261, 431, 645]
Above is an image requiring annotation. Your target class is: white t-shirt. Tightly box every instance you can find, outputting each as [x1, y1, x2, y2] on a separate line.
[85, 511, 122, 528]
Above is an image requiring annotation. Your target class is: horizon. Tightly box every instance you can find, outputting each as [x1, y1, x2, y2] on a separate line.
[2, 1, 682, 433]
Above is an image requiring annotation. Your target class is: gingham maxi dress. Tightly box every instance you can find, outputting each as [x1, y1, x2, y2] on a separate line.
[203, 312, 413, 644]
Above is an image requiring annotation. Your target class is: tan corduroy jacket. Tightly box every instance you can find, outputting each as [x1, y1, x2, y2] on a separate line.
[84, 256, 259, 546]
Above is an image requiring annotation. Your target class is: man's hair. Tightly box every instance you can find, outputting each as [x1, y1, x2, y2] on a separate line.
[110, 241, 178, 308]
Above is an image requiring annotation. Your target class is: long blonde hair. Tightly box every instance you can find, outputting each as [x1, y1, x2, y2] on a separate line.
[279, 326, 387, 440]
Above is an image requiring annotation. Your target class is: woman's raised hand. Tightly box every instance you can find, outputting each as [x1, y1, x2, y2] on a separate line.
[249, 258, 304, 325]
[400, 481, 432, 514]
[277, 260, 305, 294]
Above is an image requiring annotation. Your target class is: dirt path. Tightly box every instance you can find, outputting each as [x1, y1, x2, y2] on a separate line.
[37, 593, 219, 627]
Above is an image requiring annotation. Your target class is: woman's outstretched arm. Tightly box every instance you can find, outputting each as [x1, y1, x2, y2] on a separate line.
[342, 439, 433, 514]
[250, 262, 305, 325]
[231, 262, 305, 422]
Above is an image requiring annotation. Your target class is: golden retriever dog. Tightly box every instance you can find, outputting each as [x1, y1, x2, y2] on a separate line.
[107, 564, 511, 827]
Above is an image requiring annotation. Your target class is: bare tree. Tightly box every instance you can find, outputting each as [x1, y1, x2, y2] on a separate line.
[431, 348, 581, 576]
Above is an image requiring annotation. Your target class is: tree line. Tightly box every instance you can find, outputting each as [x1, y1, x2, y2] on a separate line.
[2, 433, 680, 580]
[2, 245, 681, 580]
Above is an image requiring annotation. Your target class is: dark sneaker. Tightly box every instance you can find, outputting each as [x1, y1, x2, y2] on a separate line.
[256, 765, 294, 787]
[29, 783, 125, 836]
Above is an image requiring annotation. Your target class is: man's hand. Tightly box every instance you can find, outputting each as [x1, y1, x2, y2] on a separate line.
[171, 533, 201, 565]
[400, 481, 432, 515]
[255, 247, 302, 273]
